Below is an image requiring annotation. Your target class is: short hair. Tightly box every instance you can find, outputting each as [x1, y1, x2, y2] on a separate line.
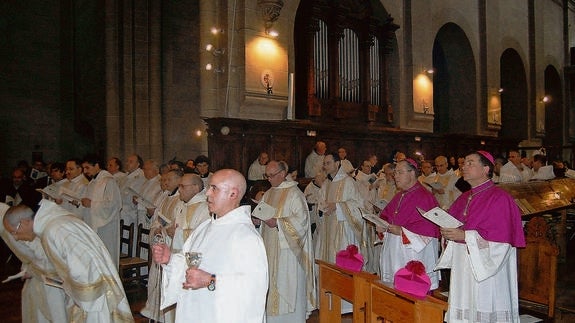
[326, 152, 340, 163]
[168, 160, 185, 171]
[82, 154, 104, 168]
[4, 204, 35, 228]
[195, 155, 211, 165]
[532, 154, 547, 165]
[50, 162, 66, 173]
[277, 161, 289, 173]
[470, 151, 494, 178]
[110, 157, 123, 170]
[135, 154, 144, 168]
[168, 168, 185, 178]
[66, 158, 83, 168]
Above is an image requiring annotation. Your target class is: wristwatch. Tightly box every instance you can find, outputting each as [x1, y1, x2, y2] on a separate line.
[207, 274, 216, 291]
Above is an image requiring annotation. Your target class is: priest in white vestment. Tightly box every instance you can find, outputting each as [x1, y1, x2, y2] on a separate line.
[153, 169, 268, 323]
[134, 160, 163, 230]
[119, 154, 146, 226]
[253, 161, 316, 322]
[0, 202, 68, 323]
[56, 158, 89, 219]
[141, 169, 184, 322]
[436, 151, 525, 323]
[81, 155, 123, 268]
[315, 153, 367, 270]
[431, 156, 461, 209]
[248, 152, 269, 181]
[172, 174, 210, 252]
[4, 200, 134, 322]
[304, 141, 327, 178]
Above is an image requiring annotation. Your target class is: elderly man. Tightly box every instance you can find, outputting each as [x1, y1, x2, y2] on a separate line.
[81, 154, 123, 268]
[304, 141, 327, 178]
[172, 173, 210, 252]
[152, 169, 268, 323]
[140, 169, 184, 322]
[253, 160, 316, 322]
[430, 155, 461, 210]
[134, 160, 163, 230]
[0, 202, 67, 322]
[248, 152, 270, 181]
[499, 149, 533, 183]
[376, 159, 440, 289]
[4, 201, 133, 322]
[119, 154, 146, 226]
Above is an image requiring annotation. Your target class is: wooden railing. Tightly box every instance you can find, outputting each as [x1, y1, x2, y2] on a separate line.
[316, 260, 447, 323]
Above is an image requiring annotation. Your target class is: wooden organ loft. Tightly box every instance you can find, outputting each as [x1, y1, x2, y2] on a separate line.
[293, 0, 399, 124]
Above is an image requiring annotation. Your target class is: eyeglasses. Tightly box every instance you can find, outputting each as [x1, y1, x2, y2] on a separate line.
[393, 169, 413, 175]
[12, 221, 22, 235]
[264, 169, 282, 179]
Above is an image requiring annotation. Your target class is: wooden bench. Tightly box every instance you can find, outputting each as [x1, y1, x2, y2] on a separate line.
[316, 260, 378, 323]
[316, 260, 447, 323]
[369, 280, 447, 322]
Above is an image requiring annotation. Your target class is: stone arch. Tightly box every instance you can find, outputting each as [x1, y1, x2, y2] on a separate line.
[543, 65, 564, 161]
[432, 22, 477, 134]
[499, 48, 528, 140]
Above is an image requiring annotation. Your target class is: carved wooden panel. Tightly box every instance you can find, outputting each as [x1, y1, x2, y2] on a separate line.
[205, 118, 519, 178]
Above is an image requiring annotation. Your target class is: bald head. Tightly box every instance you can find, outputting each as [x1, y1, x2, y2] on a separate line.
[205, 169, 247, 217]
[3, 204, 36, 241]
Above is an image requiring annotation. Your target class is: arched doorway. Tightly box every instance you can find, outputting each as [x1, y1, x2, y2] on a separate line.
[543, 65, 564, 161]
[432, 23, 476, 134]
[499, 48, 528, 141]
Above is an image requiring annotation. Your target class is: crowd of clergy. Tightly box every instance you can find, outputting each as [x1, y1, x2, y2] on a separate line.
[1, 142, 563, 322]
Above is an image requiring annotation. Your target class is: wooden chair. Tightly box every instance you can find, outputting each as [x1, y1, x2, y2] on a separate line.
[119, 224, 151, 287]
[518, 216, 559, 320]
[120, 219, 134, 259]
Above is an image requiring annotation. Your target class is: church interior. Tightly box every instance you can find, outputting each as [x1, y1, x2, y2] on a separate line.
[2, 0, 575, 322]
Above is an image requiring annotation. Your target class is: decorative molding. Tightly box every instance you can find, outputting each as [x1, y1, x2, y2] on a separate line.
[257, 0, 284, 30]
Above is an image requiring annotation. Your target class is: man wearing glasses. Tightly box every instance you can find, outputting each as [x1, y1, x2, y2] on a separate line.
[253, 160, 316, 322]
[3, 201, 133, 322]
[376, 159, 441, 291]
[0, 202, 67, 322]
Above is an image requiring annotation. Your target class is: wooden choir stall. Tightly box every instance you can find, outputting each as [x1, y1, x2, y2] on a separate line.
[499, 178, 575, 320]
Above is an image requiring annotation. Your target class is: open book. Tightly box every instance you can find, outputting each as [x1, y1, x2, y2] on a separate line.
[36, 185, 61, 200]
[360, 209, 390, 229]
[417, 206, 463, 228]
[252, 201, 276, 221]
[59, 187, 82, 206]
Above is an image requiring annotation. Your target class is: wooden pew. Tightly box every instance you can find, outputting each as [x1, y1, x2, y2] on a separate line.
[316, 260, 447, 323]
[316, 260, 378, 323]
[368, 280, 447, 323]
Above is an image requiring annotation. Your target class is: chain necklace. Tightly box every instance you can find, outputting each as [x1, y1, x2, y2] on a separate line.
[462, 181, 493, 219]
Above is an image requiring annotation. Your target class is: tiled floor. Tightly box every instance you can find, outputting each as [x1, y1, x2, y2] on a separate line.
[1, 237, 574, 322]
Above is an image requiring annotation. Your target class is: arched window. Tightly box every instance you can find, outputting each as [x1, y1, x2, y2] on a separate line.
[294, 0, 398, 124]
